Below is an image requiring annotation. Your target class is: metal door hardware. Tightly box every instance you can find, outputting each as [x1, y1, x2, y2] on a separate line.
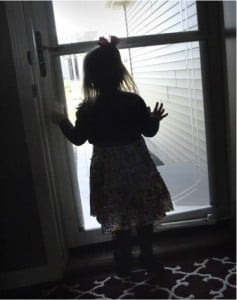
[35, 31, 47, 77]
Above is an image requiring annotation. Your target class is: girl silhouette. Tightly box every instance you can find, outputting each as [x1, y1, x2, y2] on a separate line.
[53, 36, 173, 276]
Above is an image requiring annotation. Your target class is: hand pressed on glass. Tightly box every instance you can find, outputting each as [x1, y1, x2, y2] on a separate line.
[51, 104, 67, 124]
[147, 102, 168, 121]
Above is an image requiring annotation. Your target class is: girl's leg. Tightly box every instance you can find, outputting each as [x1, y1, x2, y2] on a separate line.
[136, 224, 164, 273]
[113, 229, 132, 276]
[136, 224, 154, 265]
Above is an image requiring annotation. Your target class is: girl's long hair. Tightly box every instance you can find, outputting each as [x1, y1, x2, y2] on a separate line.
[82, 44, 138, 99]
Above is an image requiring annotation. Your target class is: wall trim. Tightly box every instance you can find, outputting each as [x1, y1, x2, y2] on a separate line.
[0, 263, 65, 290]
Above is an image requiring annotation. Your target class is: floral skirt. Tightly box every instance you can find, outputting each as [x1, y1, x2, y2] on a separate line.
[90, 137, 173, 234]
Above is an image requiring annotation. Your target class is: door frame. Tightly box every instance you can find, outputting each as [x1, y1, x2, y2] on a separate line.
[21, 1, 86, 248]
[46, 1, 230, 241]
[6, 1, 231, 252]
[2, 1, 68, 289]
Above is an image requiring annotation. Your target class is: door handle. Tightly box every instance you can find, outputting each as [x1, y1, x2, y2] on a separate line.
[35, 31, 47, 77]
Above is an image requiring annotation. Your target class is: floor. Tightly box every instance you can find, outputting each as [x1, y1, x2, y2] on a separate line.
[66, 221, 234, 276]
[1, 221, 235, 299]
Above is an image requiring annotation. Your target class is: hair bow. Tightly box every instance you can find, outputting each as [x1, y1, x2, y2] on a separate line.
[97, 36, 120, 47]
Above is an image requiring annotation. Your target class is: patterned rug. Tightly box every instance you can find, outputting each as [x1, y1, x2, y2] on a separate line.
[1, 245, 236, 299]
[39, 256, 236, 299]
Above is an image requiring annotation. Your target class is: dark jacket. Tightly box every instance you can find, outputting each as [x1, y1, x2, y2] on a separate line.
[59, 91, 159, 146]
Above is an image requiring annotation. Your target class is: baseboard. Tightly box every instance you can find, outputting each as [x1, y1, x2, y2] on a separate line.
[0, 263, 65, 291]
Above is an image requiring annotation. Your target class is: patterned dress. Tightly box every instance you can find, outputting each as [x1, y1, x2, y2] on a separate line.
[60, 91, 173, 233]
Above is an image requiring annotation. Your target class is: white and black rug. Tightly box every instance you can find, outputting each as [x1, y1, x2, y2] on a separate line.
[1, 251, 236, 299]
[40, 256, 237, 299]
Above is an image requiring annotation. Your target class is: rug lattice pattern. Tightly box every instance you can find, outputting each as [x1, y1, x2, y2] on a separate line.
[41, 256, 236, 299]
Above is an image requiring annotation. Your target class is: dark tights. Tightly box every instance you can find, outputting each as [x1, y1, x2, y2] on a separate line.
[136, 224, 154, 261]
[113, 224, 154, 274]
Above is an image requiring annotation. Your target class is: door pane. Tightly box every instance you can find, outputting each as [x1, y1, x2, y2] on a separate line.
[53, 1, 198, 44]
[59, 41, 210, 230]
[130, 42, 210, 213]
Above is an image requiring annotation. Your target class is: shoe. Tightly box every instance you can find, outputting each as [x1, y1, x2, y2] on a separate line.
[139, 254, 164, 274]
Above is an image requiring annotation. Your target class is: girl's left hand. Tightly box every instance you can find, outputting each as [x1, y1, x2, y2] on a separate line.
[149, 102, 168, 121]
[51, 111, 66, 124]
[51, 104, 67, 124]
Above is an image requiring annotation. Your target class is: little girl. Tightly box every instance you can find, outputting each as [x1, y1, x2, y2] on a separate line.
[53, 36, 173, 276]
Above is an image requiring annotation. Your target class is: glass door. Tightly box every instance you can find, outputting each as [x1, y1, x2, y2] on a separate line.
[24, 1, 229, 247]
[51, 0, 213, 233]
